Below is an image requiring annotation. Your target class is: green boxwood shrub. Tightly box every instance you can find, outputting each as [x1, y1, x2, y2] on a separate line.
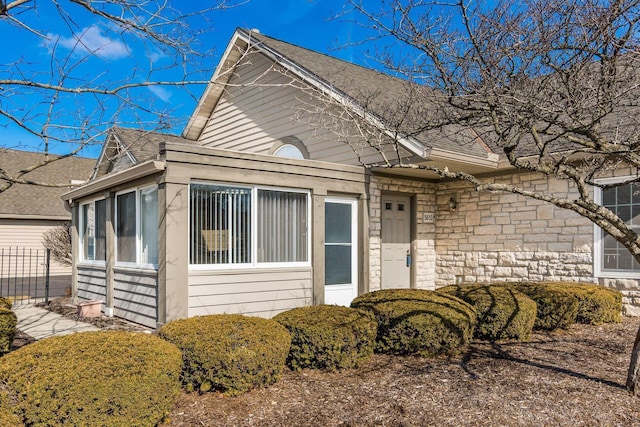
[439, 284, 537, 341]
[500, 282, 579, 330]
[538, 282, 622, 325]
[158, 314, 291, 396]
[0, 331, 182, 427]
[0, 309, 17, 356]
[351, 289, 477, 357]
[274, 305, 377, 371]
[0, 297, 11, 311]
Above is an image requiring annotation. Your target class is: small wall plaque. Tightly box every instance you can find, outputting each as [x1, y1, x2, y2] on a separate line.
[423, 212, 434, 223]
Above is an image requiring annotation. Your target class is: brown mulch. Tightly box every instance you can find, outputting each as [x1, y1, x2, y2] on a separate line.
[164, 318, 640, 427]
[10, 301, 640, 426]
[35, 297, 150, 332]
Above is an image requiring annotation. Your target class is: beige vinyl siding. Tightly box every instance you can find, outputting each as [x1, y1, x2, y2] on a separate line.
[197, 52, 386, 165]
[188, 268, 312, 318]
[77, 265, 107, 303]
[113, 268, 157, 328]
[0, 219, 71, 278]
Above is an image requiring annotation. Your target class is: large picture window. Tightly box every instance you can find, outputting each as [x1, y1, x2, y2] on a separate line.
[116, 186, 158, 267]
[190, 183, 309, 267]
[596, 180, 640, 274]
[80, 199, 106, 262]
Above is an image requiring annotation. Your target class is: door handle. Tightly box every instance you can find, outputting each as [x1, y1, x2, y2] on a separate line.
[406, 250, 412, 267]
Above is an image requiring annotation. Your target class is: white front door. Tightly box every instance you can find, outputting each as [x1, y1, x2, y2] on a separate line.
[324, 198, 358, 306]
[381, 195, 411, 289]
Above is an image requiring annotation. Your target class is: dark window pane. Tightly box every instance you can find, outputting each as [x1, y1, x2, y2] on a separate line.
[116, 192, 136, 263]
[325, 203, 352, 244]
[325, 245, 352, 285]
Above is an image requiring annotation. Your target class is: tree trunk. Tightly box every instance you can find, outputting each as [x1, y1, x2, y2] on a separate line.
[626, 324, 640, 394]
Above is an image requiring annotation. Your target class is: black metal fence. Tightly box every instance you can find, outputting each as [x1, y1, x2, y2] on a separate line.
[0, 247, 55, 305]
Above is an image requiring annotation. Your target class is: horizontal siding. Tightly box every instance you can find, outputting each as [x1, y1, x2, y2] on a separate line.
[77, 266, 107, 304]
[188, 268, 312, 318]
[0, 219, 71, 277]
[113, 268, 158, 328]
[197, 52, 369, 166]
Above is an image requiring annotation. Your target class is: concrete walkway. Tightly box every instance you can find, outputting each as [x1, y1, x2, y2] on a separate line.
[13, 304, 98, 340]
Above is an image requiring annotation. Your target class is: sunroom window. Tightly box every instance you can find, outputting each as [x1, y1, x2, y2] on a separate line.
[599, 181, 640, 273]
[80, 199, 106, 261]
[115, 186, 158, 266]
[190, 183, 309, 267]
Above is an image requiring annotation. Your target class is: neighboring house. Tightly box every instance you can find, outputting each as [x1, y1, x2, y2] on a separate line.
[63, 28, 640, 329]
[0, 149, 95, 297]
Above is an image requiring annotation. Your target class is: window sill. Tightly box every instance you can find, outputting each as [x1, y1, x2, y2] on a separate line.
[595, 270, 640, 280]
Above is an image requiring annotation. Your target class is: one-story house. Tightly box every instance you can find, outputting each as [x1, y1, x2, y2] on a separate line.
[63, 28, 640, 329]
[0, 149, 95, 297]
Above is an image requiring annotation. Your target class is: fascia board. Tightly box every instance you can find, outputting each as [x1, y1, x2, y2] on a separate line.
[429, 147, 500, 169]
[62, 160, 165, 203]
[183, 31, 247, 140]
[248, 37, 429, 159]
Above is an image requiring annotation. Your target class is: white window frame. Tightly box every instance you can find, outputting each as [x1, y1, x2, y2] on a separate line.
[593, 176, 640, 278]
[189, 181, 311, 270]
[114, 185, 158, 270]
[79, 197, 107, 265]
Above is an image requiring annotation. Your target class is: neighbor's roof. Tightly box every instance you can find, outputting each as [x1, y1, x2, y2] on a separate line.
[184, 28, 495, 162]
[0, 149, 96, 220]
[92, 127, 196, 179]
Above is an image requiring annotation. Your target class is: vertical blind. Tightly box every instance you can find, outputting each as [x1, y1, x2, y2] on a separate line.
[190, 184, 252, 265]
[257, 189, 308, 263]
[190, 184, 308, 265]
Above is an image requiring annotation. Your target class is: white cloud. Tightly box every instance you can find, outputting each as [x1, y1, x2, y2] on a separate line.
[148, 85, 172, 102]
[45, 25, 130, 60]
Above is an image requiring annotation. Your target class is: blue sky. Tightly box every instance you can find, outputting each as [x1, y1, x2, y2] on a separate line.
[2, 0, 385, 158]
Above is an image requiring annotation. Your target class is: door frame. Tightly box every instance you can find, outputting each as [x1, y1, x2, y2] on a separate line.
[323, 196, 358, 306]
[380, 192, 416, 289]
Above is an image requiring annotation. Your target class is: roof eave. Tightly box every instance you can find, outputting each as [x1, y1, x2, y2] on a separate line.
[62, 160, 166, 203]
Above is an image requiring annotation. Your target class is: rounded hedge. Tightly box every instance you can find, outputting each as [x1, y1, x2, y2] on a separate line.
[0, 308, 17, 355]
[439, 284, 537, 341]
[274, 305, 377, 371]
[536, 282, 622, 325]
[158, 314, 291, 396]
[0, 297, 11, 311]
[0, 331, 182, 427]
[500, 282, 579, 330]
[351, 289, 477, 357]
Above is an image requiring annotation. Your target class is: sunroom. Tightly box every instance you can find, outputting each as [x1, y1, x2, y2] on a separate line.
[64, 141, 368, 328]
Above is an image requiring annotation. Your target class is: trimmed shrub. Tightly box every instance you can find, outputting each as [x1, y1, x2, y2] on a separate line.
[536, 282, 622, 325]
[158, 314, 291, 396]
[351, 289, 477, 357]
[274, 305, 377, 371]
[0, 331, 182, 427]
[500, 282, 579, 330]
[0, 309, 16, 355]
[439, 284, 537, 341]
[0, 297, 11, 311]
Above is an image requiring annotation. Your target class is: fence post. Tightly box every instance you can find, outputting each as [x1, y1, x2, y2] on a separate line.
[45, 249, 50, 305]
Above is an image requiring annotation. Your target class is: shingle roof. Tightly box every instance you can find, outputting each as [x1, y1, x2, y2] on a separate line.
[0, 150, 96, 219]
[93, 127, 196, 179]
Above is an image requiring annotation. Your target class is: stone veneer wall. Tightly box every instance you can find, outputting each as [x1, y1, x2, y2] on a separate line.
[368, 175, 437, 292]
[369, 171, 640, 315]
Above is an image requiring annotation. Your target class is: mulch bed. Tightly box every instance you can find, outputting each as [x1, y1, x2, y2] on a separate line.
[11, 300, 640, 426]
[164, 317, 640, 427]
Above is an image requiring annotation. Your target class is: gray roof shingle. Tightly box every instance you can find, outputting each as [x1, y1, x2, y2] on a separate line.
[0, 150, 96, 219]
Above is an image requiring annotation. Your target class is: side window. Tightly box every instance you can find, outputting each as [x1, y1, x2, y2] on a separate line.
[600, 182, 640, 272]
[115, 186, 158, 266]
[80, 199, 106, 262]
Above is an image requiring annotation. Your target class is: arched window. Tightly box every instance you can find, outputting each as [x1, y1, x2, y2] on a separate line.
[274, 144, 304, 159]
[269, 136, 309, 159]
